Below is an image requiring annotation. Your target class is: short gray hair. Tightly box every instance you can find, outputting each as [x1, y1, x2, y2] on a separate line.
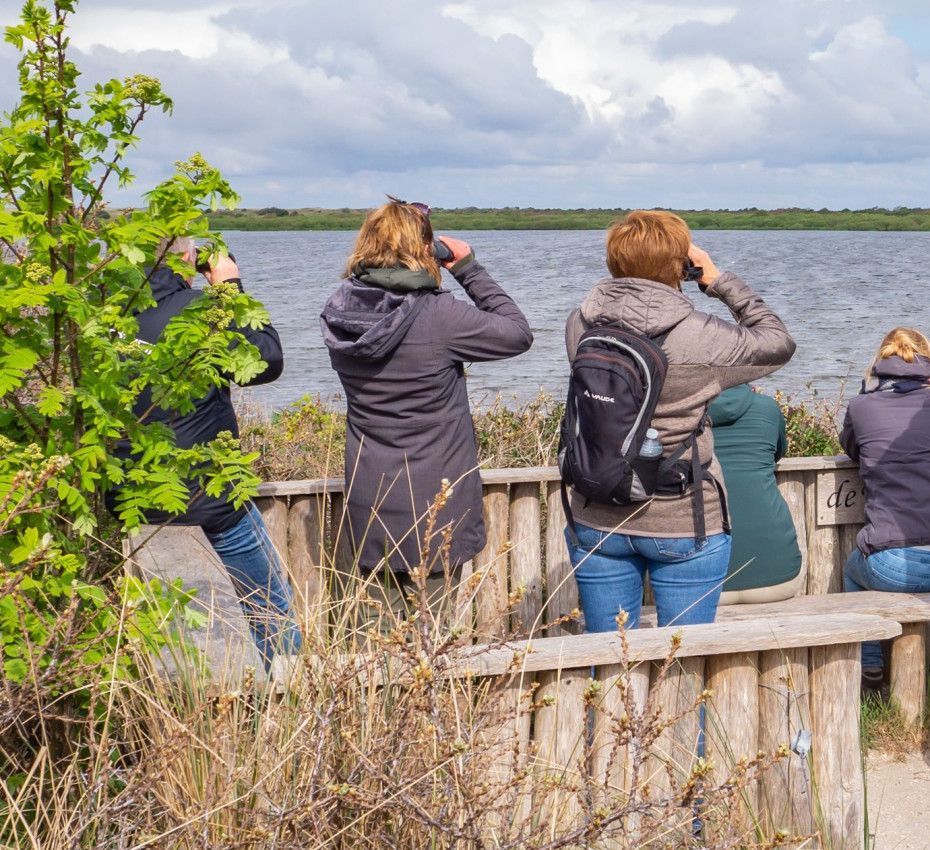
[155, 235, 196, 262]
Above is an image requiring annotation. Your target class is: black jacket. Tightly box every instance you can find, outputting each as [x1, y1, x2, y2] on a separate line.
[109, 266, 283, 533]
[841, 355, 930, 555]
[321, 258, 532, 573]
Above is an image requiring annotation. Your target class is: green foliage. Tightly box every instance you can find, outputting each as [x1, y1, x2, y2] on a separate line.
[206, 206, 930, 232]
[0, 1, 264, 718]
[775, 389, 843, 457]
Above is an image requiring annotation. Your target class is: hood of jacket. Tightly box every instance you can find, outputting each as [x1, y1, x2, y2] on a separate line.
[579, 276, 694, 337]
[708, 383, 754, 427]
[863, 354, 930, 393]
[320, 276, 430, 360]
[148, 265, 190, 302]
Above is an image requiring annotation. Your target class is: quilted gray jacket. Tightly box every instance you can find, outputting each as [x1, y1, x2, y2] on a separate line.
[565, 271, 796, 538]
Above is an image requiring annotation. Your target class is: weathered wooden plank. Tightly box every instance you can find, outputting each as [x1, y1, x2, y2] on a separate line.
[758, 647, 814, 842]
[253, 457, 859, 498]
[777, 471, 809, 590]
[287, 494, 327, 638]
[509, 482, 543, 635]
[126, 526, 265, 678]
[705, 651, 760, 832]
[255, 496, 289, 561]
[646, 656, 704, 815]
[776, 455, 857, 472]
[455, 614, 901, 677]
[809, 641, 864, 850]
[474, 484, 510, 640]
[544, 480, 578, 635]
[890, 622, 927, 726]
[643, 590, 930, 627]
[534, 667, 588, 835]
[592, 660, 651, 833]
[806, 474, 843, 595]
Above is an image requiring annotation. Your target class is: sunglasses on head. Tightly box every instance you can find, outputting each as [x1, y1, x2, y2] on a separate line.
[386, 194, 430, 217]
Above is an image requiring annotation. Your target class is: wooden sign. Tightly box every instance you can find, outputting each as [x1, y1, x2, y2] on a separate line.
[816, 470, 866, 526]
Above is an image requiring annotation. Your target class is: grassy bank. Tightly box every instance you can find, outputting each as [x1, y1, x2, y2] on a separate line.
[205, 206, 930, 232]
[240, 390, 843, 481]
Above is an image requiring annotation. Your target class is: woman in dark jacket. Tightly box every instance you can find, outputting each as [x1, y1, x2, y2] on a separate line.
[841, 327, 930, 687]
[708, 385, 803, 603]
[320, 199, 532, 613]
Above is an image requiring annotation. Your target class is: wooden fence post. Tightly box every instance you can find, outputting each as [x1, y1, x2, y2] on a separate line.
[255, 496, 289, 561]
[474, 484, 510, 640]
[592, 661, 651, 834]
[890, 622, 927, 726]
[809, 641, 864, 850]
[705, 651, 760, 834]
[534, 666, 588, 836]
[758, 647, 814, 842]
[544, 481, 578, 633]
[509, 482, 543, 636]
[287, 494, 327, 640]
[777, 471, 808, 589]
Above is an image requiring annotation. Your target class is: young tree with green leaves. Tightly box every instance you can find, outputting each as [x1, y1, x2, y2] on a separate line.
[0, 0, 275, 699]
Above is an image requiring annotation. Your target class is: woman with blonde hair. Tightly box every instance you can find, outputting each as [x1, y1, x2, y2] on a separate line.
[320, 198, 532, 615]
[842, 326, 930, 689]
[563, 209, 796, 631]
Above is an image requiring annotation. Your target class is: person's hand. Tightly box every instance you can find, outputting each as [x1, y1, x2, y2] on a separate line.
[688, 243, 720, 288]
[435, 235, 472, 269]
[204, 254, 240, 285]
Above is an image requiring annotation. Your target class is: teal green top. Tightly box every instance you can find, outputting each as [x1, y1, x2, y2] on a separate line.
[708, 385, 802, 591]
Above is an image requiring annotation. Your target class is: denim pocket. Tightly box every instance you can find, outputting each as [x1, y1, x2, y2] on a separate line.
[653, 536, 706, 560]
[573, 523, 606, 552]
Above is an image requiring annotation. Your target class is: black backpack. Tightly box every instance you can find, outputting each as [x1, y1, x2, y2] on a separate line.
[558, 326, 726, 544]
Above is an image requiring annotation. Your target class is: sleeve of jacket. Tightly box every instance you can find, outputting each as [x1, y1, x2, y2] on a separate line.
[693, 271, 796, 390]
[839, 406, 859, 462]
[231, 320, 284, 387]
[441, 259, 533, 362]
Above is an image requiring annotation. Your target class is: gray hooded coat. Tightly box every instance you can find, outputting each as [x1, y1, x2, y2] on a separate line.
[321, 257, 533, 573]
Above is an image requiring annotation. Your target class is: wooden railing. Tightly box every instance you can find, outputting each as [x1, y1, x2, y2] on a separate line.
[253, 456, 866, 636]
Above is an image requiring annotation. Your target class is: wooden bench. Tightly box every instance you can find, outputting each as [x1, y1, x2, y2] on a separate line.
[446, 613, 900, 849]
[642, 591, 930, 724]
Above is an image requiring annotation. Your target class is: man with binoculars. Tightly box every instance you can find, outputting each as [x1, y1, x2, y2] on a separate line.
[108, 237, 301, 667]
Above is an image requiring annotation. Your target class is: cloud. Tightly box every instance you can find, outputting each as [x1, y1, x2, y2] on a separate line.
[0, 0, 928, 207]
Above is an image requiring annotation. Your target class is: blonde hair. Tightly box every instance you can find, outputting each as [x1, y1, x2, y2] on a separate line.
[605, 210, 691, 287]
[344, 202, 441, 283]
[866, 326, 930, 380]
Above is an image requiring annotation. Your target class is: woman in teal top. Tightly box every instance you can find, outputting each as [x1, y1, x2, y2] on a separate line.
[708, 385, 803, 602]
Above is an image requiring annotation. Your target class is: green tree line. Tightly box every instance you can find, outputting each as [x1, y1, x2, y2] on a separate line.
[193, 206, 930, 231]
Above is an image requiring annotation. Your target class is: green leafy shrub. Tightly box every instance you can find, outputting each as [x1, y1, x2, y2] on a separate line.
[0, 0, 269, 729]
[775, 388, 843, 457]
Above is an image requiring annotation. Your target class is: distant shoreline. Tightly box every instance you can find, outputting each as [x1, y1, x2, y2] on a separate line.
[205, 207, 930, 232]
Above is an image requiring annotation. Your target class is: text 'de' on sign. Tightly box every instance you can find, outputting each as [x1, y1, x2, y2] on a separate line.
[816, 470, 865, 526]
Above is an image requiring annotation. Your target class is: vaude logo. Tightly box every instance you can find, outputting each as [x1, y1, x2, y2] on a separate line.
[583, 389, 615, 404]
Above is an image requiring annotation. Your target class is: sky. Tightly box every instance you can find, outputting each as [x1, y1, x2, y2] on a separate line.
[0, 0, 929, 209]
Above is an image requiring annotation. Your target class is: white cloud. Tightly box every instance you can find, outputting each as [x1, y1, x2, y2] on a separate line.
[0, 0, 928, 206]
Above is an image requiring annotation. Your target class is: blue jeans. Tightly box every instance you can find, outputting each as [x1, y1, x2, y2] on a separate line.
[205, 503, 302, 668]
[566, 524, 731, 631]
[844, 546, 930, 671]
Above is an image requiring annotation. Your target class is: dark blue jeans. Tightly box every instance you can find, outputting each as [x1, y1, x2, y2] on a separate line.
[566, 523, 731, 631]
[205, 502, 302, 667]
[844, 545, 930, 671]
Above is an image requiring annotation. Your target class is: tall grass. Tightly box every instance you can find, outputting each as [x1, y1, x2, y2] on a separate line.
[0, 492, 806, 849]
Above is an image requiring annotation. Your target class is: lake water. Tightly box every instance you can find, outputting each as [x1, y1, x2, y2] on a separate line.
[227, 229, 930, 412]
